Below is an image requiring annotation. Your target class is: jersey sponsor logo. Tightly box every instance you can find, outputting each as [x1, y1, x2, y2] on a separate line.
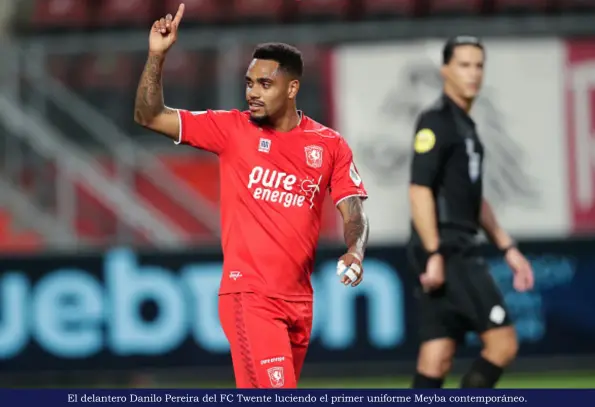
[258, 138, 271, 153]
[414, 128, 436, 153]
[300, 175, 323, 209]
[305, 145, 324, 168]
[247, 166, 322, 209]
[267, 366, 285, 388]
[349, 162, 362, 187]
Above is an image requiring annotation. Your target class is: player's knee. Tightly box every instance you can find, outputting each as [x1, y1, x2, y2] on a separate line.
[417, 339, 456, 378]
[482, 327, 518, 367]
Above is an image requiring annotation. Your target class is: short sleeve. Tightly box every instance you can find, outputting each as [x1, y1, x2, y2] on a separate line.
[175, 109, 235, 155]
[329, 138, 368, 206]
[410, 113, 448, 187]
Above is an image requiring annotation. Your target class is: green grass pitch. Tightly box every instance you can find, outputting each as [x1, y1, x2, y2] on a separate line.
[184, 371, 593, 389]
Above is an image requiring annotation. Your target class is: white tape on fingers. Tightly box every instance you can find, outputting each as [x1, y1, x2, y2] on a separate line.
[345, 268, 358, 282]
[350, 262, 361, 275]
[336, 260, 346, 276]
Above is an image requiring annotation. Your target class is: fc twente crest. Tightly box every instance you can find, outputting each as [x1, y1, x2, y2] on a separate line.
[304, 145, 323, 168]
[267, 367, 285, 388]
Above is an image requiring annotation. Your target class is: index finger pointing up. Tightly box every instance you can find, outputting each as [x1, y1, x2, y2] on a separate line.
[173, 3, 185, 26]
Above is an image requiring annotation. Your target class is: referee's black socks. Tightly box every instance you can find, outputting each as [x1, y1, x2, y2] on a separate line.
[412, 372, 444, 388]
[460, 356, 503, 388]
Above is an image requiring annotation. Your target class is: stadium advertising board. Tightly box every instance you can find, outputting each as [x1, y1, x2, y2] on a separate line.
[0, 239, 593, 372]
[565, 39, 595, 234]
[332, 38, 569, 243]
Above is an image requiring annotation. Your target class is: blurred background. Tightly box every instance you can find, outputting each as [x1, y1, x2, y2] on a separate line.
[0, 0, 594, 388]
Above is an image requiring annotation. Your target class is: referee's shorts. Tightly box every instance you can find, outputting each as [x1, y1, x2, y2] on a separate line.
[407, 230, 512, 343]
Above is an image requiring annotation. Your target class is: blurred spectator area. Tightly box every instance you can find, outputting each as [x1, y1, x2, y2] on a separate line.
[19, 1, 595, 33]
[40, 44, 331, 139]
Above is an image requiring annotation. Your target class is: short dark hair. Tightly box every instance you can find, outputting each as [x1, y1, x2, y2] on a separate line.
[252, 43, 303, 78]
[442, 35, 485, 65]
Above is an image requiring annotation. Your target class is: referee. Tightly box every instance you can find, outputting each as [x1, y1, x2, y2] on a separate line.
[407, 36, 534, 388]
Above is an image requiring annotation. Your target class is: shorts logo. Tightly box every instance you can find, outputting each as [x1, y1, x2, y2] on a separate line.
[260, 356, 285, 365]
[305, 145, 323, 168]
[489, 305, 506, 325]
[229, 271, 242, 280]
[267, 367, 284, 388]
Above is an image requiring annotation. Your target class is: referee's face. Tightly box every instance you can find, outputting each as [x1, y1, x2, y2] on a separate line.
[443, 45, 484, 101]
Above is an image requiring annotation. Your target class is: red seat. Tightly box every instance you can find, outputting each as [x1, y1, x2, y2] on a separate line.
[362, 0, 417, 17]
[163, 49, 202, 86]
[96, 0, 154, 25]
[46, 56, 73, 84]
[294, 0, 351, 19]
[78, 53, 135, 90]
[31, 0, 91, 28]
[165, 0, 223, 23]
[553, 0, 592, 11]
[493, 0, 549, 12]
[232, 0, 284, 21]
[428, 0, 483, 15]
[296, 44, 323, 71]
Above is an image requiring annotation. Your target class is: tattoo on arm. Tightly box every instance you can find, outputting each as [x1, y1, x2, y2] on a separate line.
[340, 197, 369, 258]
[134, 54, 175, 124]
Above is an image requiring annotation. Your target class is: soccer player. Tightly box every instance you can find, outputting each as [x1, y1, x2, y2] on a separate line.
[407, 36, 534, 388]
[134, 4, 369, 388]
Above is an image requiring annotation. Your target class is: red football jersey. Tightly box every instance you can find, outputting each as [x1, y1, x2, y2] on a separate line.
[176, 109, 367, 301]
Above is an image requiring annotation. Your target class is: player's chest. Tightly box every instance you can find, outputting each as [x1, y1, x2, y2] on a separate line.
[450, 131, 484, 184]
[240, 131, 333, 185]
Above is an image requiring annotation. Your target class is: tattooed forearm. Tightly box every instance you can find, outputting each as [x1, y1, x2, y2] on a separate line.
[134, 53, 172, 125]
[339, 197, 369, 258]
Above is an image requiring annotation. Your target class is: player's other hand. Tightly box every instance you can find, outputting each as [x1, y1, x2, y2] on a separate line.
[420, 253, 445, 292]
[336, 253, 363, 287]
[505, 248, 534, 292]
[149, 3, 185, 55]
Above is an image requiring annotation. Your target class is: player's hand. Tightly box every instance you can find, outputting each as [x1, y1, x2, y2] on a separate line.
[336, 253, 363, 287]
[149, 3, 185, 55]
[420, 253, 445, 292]
[505, 248, 534, 292]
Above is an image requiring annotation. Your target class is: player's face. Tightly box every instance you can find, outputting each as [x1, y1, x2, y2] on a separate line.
[442, 45, 484, 100]
[245, 59, 296, 125]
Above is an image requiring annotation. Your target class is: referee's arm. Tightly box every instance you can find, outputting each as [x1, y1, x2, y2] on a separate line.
[409, 114, 446, 253]
[480, 199, 514, 250]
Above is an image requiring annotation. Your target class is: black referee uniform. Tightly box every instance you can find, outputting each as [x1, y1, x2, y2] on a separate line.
[408, 94, 510, 344]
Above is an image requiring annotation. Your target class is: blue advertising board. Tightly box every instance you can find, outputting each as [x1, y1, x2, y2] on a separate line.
[0, 239, 592, 371]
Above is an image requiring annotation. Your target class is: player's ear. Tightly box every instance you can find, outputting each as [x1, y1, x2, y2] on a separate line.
[440, 65, 449, 81]
[288, 79, 300, 100]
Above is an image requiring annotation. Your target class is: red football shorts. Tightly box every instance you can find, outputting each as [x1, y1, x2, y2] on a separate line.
[218, 292, 313, 388]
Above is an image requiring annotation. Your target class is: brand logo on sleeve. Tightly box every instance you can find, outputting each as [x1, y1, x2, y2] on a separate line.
[349, 162, 362, 187]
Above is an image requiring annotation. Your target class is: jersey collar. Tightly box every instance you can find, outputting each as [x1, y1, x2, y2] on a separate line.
[442, 93, 476, 128]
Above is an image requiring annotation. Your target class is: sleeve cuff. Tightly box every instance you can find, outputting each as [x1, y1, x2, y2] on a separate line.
[174, 109, 183, 145]
[334, 193, 368, 207]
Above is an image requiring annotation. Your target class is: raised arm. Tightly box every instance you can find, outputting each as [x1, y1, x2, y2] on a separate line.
[133, 4, 185, 140]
